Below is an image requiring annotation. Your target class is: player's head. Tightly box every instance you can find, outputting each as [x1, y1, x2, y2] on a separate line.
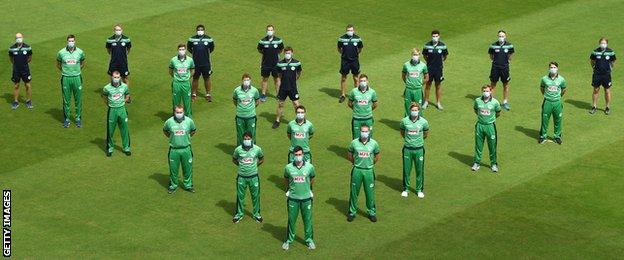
[599, 37, 608, 49]
[243, 132, 253, 140]
[67, 34, 76, 47]
[482, 85, 492, 98]
[174, 105, 185, 119]
[293, 146, 304, 162]
[360, 124, 370, 139]
[177, 43, 186, 55]
[242, 132, 253, 147]
[111, 71, 121, 85]
[410, 102, 420, 117]
[497, 30, 506, 42]
[431, 29, 440, 42]
[296, 105, 306, 120]
[15, 33, 23, 43]
[346, 24, 355, 36]
[358, 74, 368, 88]
[549, 61, 559, 75]
[196, 24, 205, 35]
[411, 48, 420, 62]
[113, 24, 123, 35]
[241, 73, 251, 87]
[284, 46, 293, 59]
[266, 24, 275, 36]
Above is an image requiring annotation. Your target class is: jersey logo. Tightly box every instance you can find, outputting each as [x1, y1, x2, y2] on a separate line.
[174, 129, 186, 136]
[193, 42, 198, 45]
[495, 49, 500, 53]
[428, 49, 433, 53]
[504, 49, 509, 53]
[408, 129, 419, 135]
[343, 42, 348, 46]
[241, 98, 251, 105]
[290, 66, 296, 71]
[353, 42, 358, 46]
[293, 176, 305, 183]
[112, 43, 117, 46]
[409, 71, 420, 77]
[547, 85, 559, 92]
[22, 51, 27, 55]
[241, 157, 254, 164]
[177, 68, 187, 74]
[596, 56, 602, 59]
[294, 132, 305, 139]
[438, 49, 442, 53]
[66, 59, 77, 65]
[112, 93, 122, 100]
[13, 52, 17, 55]
[358, 151, 370, 158]
[273, 44, 278, 48]
[204, 42, 208, 46]
[282, 67, 287, 71]
[480, 109, 491, 116]
[606, 56, 610, 60]
[121, 42, 126, 46]
[264, 44, 269, 48]
[357, 99, 369, 105]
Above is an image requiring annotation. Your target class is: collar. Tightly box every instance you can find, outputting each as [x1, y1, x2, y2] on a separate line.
[293, 160, 306, 168]
[359, 138, 370, 145]
[549, 74, 559, 80]
[410, 116, 419, 122]
[174, 117, 185, 123]
[243, 144, 252, 151]
[482, 96, 492, 103]
[66, 47, 75, 52]
[359, 87, 369, 93]
[296, 119, 307, 125]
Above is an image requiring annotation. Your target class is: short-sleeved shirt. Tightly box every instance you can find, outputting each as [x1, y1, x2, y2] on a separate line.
[169, 56, 195, 82]
[422, 40, 448, 69]
[287, 119, 315, 152]
[400, 116, 429, 148]
[102, 83, 129, 108]
[8, 43, 32, 70]
[540, 75, 567, 102]
[488, 41, 514, 68]
[105, 35, 131, 66]
[349, 87, 378, 119]
[233, 145, 264, 177]
[349, 138, 380, 169]
[590, 47, 616, 74]
[163, 116, 196, 148]
[337, 34, 363, 61]
[284, 162, 315, 200]
[474, 97, 501, 124]
[57, 47, 85, 76]
[257, 36, 284, 68]
[233, 86, 260, 118]
[277, 58, 302, 89]
[402, 60, 428, 89]
[187, 34, 214, 67]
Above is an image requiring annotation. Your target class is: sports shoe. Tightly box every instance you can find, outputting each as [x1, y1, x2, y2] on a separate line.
[106, 152, 112, 157]
[259, 94, 267, 102]
[339, 95, 346, 103]
[75, 120, 82, 128]
[422, 101, 428, 109]
[282, 242, 290, 251]
[184, 187, 196, 193]
[471, 163, 480, 171]
[589, 106, 597, 114]
[63, 119, 70, 128]
[368, 215, 377, 223]
[605, 107, 611, 115]
[417, 191, 425, 198]
[232, 216, 242, 223]
[253, 216, 263, 223]
[491, 164, 499, 173]
[538, 137, 546, 144]
[11, 101, 18, 110]
[205, 94, 212, 102]
[307, 241, 316, 250]
[436, 102, 443, 110]
[167, 187, 176, 194]
[554, 138, 562, 145]
[502, 102, 510, 111]
[272, 121, 280, 129]
[401, 191, 408, 197]
[25, 100, 33, 109]
[347, 214, 355, 222]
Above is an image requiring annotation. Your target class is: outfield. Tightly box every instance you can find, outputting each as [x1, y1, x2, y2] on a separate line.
[1, 0, 623, 258]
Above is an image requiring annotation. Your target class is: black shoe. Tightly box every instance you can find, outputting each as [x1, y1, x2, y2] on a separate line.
[589, 106, 597, 114]
[184, 187, 196, 193]
[124, 151, 131, 156]
[538, 137, 546, 144]
[232, 216, 242, 223]
[554, 138, 562, 145]
[346, 214, 355, 222]
[339, 95, 346, 103]
[106, 152, 112, 157]
[167, 187, 176, 194]
[272, 121, 280, 129]
[253, 216, 263, 223]
[605, 107, 611, 115]
[368, 215, 377, 223]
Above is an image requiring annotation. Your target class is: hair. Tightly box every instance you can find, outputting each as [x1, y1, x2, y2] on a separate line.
[431, 29, 440, 35]
[177, 43, 186, 49]
[549, 61, 559, 67]
[114, 24, 122, 29]
[358, 74, 368, 80]
[410, 102, 421, 110]
[241, 73, 251, 80]
[295, 105, 306, 112]
[411, 48, 420, 55]
[243, 132, 253, 138]
[498, 30, 507, 35]
[196, 24, 205, 30]
[599, 37, 608, 44]
[174, 104, 184, 111]
[111, 70, 121, 76]
[293, 146, 304, 154]
[266, 24, 274, 29]
[360, 124, 370, 131]
[481, 84, 492, 91]
[346, 24, 354, 29]
[67, 34, 76, 40]
[284, 46, 293, 52]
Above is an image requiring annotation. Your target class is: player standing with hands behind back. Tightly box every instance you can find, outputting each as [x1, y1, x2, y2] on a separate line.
[337, 24, 363, 103]
[57, 34, 85, 128]
[257, 24, 284, 102]
[589, 37, 616, 115]
[188, 24, 215, 102]
[488, 30, 514, 111]
[9, 32, 33, 109]
[106, 24, 131, 101]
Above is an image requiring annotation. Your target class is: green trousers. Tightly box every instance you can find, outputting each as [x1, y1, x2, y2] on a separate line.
[349, 167, 376, 216]
[106, 106, 130, 153]
[61, 75, 82, 121]
[168, 146, 193, 190]
[285, 198, 313, 244]
[474, 122, 497, 165]
[402, 146, 425, 192]
[540, 99, 563, 139]
[235, 175, 261, 218]
[352, 117, 374, 139]
[172, 80, 192, 117]
[235, 116, 257, 146]
[404, 88, 423, 116]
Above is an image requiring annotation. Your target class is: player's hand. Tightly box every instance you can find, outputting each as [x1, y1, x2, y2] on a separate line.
[285, 191, 290, 197]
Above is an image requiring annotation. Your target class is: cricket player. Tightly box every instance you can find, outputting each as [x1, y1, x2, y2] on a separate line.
[232, 132, 264, 223]
[102, 71, 131, 157]
[9, 32, 33, 109]
[273, 46, 302, 129]
[257, 24, 284, 102]
[590, 37, 616, 115]
[348, 74, 378, 139]
[347, 124, 380, 222]
[233, 73, 260, 146]
[282, 146, 316, 251]
[163, 105, 196, 194]
[422, 29, 449, 110]
[402, 48, 429, 116]
[337, 24, 363, 103]
[539, 62, 567, 145]
[488, 30, 514, 111]
[188, 24, 215, 102]
[287, 105, 315, 163]
[169, 44, 195, 117]
[56, 34, 85, 128]
[400, 103, 429, 198]
[472, 85, 501, 173]
[106, 24, 131, 101]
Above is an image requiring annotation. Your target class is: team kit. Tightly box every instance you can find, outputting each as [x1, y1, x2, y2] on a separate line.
[8, 24, 617, 250]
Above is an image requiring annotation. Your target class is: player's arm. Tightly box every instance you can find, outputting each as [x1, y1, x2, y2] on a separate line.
[347, 151, 354, 163]
[423, 129, 429, 139]
[336, 40, 342, 54]
[257, 42, 263, 54]
[508, 53, 513, 61]
[284, 178, 289, 191]
[374, 152, 380, 163]
[8, 53, 13, 64]
[163, 129, 170, 138]
[372, 101, 378, 110]
[401, 72, 407, 83]
[347, 99, 353, 108]
[232, 158, 238, 165]
[357, 40, 363, 53]
[101, 92, 108, 106]
[561, 88, 567, 96]
[168, 67, 174, 77]
[190, 129, 196, 137]
[296, 65, 302, 80]
[257, 156, 265, 166]
[208, 41, 215, 53]
[27, 54, 32, 63]
[56, 60, 62, 71]
[423, 72, 429, 83]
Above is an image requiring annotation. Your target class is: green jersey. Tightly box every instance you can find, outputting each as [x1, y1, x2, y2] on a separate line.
[348, 138, 380, 169]
[232, 145, 264, 177]
[474, 97, 501, 124]
[400, 116, 429, 148]
[163, 116, 196, 148]
[56, 47, 85, 76]
[102, 83, 129, 108]
[169, 56, 195, 82]
[349, 87, 378, 119]
[402, 60, 428, 89]
[287, 119, 315, 152]
[233, 86, 260, 118]
[284, 162, 315, 200]
[540, 74, 567, 101]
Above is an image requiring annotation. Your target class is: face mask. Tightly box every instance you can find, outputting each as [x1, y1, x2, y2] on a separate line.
[15, 38, 23, 44]
[346, 31, 354, 37]
[295, 155, 304, 162]
[284, 53, 292, 60]
[175, 112, 184, 119]
[197, 30, 204, 36]
[359, 81, 368, 90]
[112, 78, 121, 84]
[410, 111, 419, 117]
[67, 41, 75, 48]
[483, 91, 491, 98]
[243, 139, 252, 147]
[296, 113, 305, 120]
[266, 30, 274, 36]
[549, 68, 558, 75]
[432, 36, 439, 42]
[115, 30, 122, 36]
[412, 55, 420, 62]
[178, 50, 185, 56]
[243, 80, 251, 87]
[498, 37, 505, 43]
[360, 131, 370, 139]
[600, 43, 608, 49]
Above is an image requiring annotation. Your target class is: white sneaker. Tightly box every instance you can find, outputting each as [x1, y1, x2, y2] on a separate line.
[307, 241, 316, 250]
[422, 101, 429, 109]
[282, 242, 290, 250]
[471, 163, 480, 171]
[436, 102, 443, 110]
[401, 191, 408, 197]
[417, 192, 425, 198]
[491, 165, 499, 173]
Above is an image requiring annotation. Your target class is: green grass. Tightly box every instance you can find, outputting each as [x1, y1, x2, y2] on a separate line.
[1, 0, 623, 258]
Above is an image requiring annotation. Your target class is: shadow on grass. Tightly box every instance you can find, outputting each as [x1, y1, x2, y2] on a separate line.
[376, 174, 414, 193]
[261, 223, 305, 244]
[465, 94, 479, 100]
[258, 111, 274, 124]
[90, 137, 121, 154]
[379, 118, 401, 132]
[565, 99, 591, 110]
[448, 151, 474, 167]
[319, 87, 342, 99]
[515, 125, 539, 139]
[2, 93, 14, 104]
[325, 197, 367, 217]
[215, 143, 236, 156]
[215, 199, 238, 218]
[327, 145, 349, 161]
[154, 111, 171, 121]
[46, 108, 65, 122]
[148, 172, 169, 189]
[268, 175, 285, 190]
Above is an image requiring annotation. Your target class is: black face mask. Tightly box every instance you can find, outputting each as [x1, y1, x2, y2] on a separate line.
[111, 80, 121, 86]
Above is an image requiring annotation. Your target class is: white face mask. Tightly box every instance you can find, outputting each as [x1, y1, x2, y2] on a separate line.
[284, 53, 292, 60]
[360, 131, 370, 139]
[410, 111, 419, 117]
[67, 41, 75, 48]
[346, 30, 354, 37]
[412, 55, 420, 62]
[115, 30, 122, 36]
[15, 37, 23, 44]
[549, 68, 558, 75]
[243, 139, 252, 147]
[243, 80, 251, 87]
[266, 30, 274, 36]
[112, 78, 121, 84]
[197, 30, 205, 36]
[359, 81, 368, 89]
[600, 43, 608, 49]
[294, 155, 304, 162]
[175, 112, 184, 119]
[432, 36, 439, 42]
[483, 91, 491, 98]
[296, 113, 305, 120]
[178, 50, 186, 56]
[498, 36, 505, 43]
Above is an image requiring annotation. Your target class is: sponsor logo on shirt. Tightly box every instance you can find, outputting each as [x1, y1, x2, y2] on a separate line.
[66, 59, 77, 65]
[357, 99, 369, 105]
[358, 151, 370, 158]
[409, 71, 420, 77]
[293, 176, 305, 183]
[548, 85, 559, 92]
[112, 93, 122, 100]
[177, 68, 187, 74]
[294, 132, 305, 139]
[408, 129, 419, 135]
[174, 129, 186, 136]
[242, 157, 253, 164]
[480, 108, 491, 116]
[241, 98, 251, 105]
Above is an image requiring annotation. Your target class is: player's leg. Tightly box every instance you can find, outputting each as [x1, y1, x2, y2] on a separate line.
[285, 199, 300, 244]
[352, 118, 361, 140]
[11, 80, 20, 108]
[402, 147, 413, 192]
[340, 73, 347, 100]
[106, 108, 116, 154]
[362, 169, 376, 217]
[250, 176, 261, 218]
[260, 72, 269, 99]
[180, 147, 194, 190]
[590, 74, 600, 111]
[489, 66, 499, 90]
[415, 148, 425, 192]
[235, 117, 244, 146]
[487, 124, 498, 166]
[604, 76, 612, 113]
[501, 68, 511, 109]
[24, 80, 33, 105]
[473, 124, 485, 166]
[74, 76, 83, 122]
[275, 99, 285, 124]
[204, 74, 212, 102]
[61, 76, 72, 123]
[181, 82, 192, 117]
[249, 117, 257, 144]
[424, 78, 432, 108]
[348, 167, 363, 217]
[435, 80, 443, 109]
[119, 108, 131, 153]
[301, 199, 314, 245]
[539, 100, 552, 140]
[191, 71, 200, 103]
[168, 148, 181, 190]
[553, 101, 563, 140]
[234, 176, 246, 219]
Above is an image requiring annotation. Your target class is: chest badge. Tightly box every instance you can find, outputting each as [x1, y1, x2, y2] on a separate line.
[606, 56, 610, 60]
[121, 42, 126, 46]
[273, 44, 278, 48]
[291, 66, 296, 71]
[504, 49, 509, 53]
[112, 43, 117, 46]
